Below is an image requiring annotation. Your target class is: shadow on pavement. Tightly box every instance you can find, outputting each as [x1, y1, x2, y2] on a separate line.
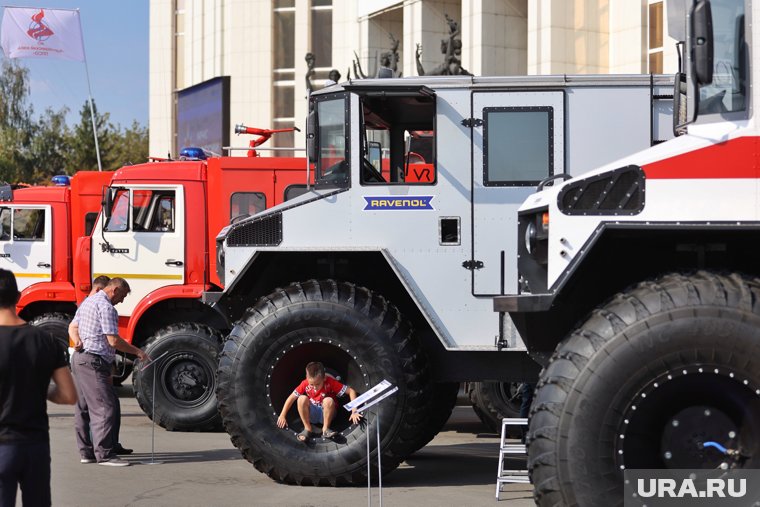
[386, 442, 526, 488]
[123, 448, 241, 464]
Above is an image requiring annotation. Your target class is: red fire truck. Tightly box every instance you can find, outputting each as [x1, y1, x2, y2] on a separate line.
[6, 172, 114, 345]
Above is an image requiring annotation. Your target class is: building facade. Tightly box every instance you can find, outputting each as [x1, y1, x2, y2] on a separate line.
[149, 0, 678, 157]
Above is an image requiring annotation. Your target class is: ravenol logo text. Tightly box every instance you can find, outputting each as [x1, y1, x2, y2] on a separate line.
[363, 196, 434, 211]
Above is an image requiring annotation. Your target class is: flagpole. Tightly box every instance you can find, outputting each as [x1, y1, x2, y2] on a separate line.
[75, 8, 101, 171]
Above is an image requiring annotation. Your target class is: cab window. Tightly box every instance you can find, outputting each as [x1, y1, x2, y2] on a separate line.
[0, 208, 9, 241]
[698, 0, 746, 115]
[104, 189, 130, 232]
[133, 190, 176, 233]
[284, 185, 308, 201]
[13, 208, 45, 241]
[360, 92, 436, 185]
[314, 96, 349, 188]
[230, 192, 266, 223]
[484, 107, 553, 186]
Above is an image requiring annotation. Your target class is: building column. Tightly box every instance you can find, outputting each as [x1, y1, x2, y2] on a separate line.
[404, 0, 462, 77]
[463, 0, 527, 76]
[149, 0, 175, 156]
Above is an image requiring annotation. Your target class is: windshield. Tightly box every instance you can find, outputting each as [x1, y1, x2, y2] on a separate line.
[315, 96, 349, 188]
[698, 0, 746, 114]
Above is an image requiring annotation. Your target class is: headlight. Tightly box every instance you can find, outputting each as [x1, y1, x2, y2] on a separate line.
[524, 211, 548, 264]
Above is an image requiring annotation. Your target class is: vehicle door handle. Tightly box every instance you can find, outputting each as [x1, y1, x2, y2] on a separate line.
[165, 259, 183, 267]
[37, 262, 51, 268]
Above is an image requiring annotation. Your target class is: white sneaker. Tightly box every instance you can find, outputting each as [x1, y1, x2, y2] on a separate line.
[98, 457, 130, 467]
[80, 457, 96, 464]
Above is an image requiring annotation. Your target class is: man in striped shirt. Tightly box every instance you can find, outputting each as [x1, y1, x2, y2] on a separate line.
[69, 278, 148, 466]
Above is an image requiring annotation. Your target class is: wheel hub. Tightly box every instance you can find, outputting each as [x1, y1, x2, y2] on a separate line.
[160, 353, 212, 405]
[661, 406, 737, 468]
[617, 365, 759, 470]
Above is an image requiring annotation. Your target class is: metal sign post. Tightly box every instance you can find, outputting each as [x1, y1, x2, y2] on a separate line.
[345, 379, 399, 507]
[137, 350, 169, 465]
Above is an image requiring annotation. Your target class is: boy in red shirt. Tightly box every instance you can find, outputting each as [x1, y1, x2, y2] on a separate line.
[277, 362, 363, 442]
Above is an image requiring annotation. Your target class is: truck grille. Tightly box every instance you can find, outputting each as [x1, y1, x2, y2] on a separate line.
[227, 213, 283, 247]
[558, 165, 645, 215]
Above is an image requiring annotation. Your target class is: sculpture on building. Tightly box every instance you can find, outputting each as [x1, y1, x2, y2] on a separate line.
[305, 52, 316, 93]
[305, 52, 342, 94]
[324, 69, 341, 86]
[415, 13, 472, 76]
[352, 33, 402, 79]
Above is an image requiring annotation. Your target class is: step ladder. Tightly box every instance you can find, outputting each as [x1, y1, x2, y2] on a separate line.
[496, 417, 530, 500]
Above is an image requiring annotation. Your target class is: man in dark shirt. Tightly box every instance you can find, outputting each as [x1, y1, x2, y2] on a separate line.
[0, 268, 77, 506]
[69, 277, 147, 466]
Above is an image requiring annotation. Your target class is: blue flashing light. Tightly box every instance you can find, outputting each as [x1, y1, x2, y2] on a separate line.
[52, 175, 70, 186]
[179, 147, 208, 160]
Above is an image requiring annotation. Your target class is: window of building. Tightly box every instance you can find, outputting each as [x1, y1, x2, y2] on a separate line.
[648, 1, 664, 73]
[174, 0, 186, 90]
[483, 107, 553, 186]
[311, 0, 333, 69]
[230, 192, 266, 222]
[13, 209, 45, 241]
[273, 0, 296, 156]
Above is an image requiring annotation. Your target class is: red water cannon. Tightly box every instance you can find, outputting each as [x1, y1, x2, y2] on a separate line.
[234, 124, 301, 157]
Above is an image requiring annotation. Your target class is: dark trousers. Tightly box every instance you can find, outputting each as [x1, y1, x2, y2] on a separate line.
[72, 351, 118, 462]
[0, 440, 51, 507]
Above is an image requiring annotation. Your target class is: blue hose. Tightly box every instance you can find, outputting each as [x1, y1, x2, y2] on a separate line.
[703, 441, 729, 454]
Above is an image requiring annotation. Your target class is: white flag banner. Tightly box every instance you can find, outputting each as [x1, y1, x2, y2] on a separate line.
[1, 7, 84, 61]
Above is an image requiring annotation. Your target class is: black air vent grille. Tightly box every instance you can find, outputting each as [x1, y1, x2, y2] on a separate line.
[227, 213, 283, 247]
[558, 165, 645, 216]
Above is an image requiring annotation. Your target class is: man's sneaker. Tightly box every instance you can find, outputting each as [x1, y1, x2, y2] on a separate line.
[113, 444, 133, 455]
[97, 457, 130, 467]
[80, 457, 96, 464]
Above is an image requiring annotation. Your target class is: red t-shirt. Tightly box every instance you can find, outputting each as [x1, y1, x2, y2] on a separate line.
[293, 376, 348, 406]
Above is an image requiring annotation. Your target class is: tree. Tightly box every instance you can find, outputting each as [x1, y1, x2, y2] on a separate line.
[29, 107, 71, 181]
[111, 120, 148, 168]
[0, 61, 149, 182]
[0, 60, 33, 131]
[65, 100, 116, 173]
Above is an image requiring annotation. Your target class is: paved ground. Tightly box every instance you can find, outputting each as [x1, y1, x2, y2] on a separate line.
[40, 383, 535, 507]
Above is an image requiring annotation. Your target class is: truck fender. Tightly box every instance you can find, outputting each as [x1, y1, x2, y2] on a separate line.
[17, 282, 76, 314]
[125, 284, 206, 342]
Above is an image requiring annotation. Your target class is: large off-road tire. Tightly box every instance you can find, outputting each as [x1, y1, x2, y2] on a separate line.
[29, 312, 72, 363]
[216, 280, 431, 486]
[529, 272, 760, 507]
[133, 323, 223, 431]
[466, 381, 522, 434]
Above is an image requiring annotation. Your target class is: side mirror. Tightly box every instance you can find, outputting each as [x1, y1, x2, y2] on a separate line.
[692, 0, 714, 85]
[102, 186, 113, 221]
[306, 110, 317, 164]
